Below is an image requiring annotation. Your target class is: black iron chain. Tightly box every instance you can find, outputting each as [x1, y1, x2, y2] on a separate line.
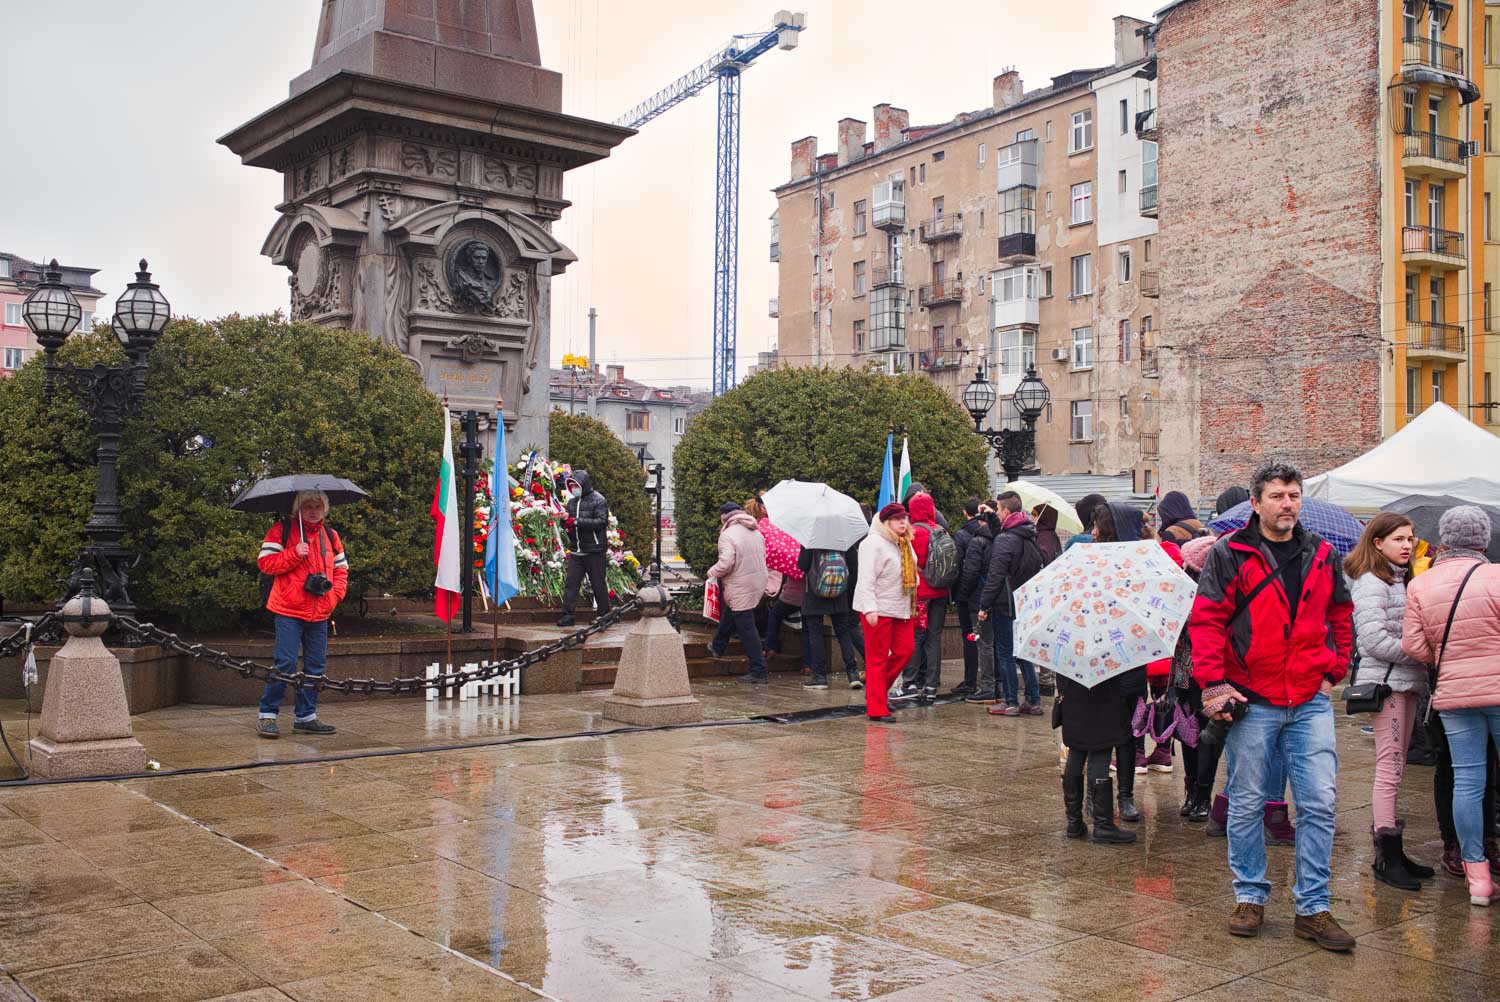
[0, 613, 59, 660]
[111, 600, 639, 694]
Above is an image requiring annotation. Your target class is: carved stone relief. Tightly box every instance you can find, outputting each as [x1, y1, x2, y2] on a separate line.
[480, 156, 538, 192]
[289, 243, 341, 320]
[401, 142, 457, 179]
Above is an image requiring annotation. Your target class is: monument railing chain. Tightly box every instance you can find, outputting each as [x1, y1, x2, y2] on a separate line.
[109, 598, 641, 694]
[0, 613, 60, 660]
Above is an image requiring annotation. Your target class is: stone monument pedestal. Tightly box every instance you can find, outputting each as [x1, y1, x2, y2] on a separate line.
[604, 585, 702, 727]
[29, 584, 147, 778]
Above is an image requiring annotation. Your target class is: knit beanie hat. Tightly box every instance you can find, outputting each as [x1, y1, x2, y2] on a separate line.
[1439, 505, 1491, 553]
[1181, 535, 1217, 574]
[877, 502, 909, 522]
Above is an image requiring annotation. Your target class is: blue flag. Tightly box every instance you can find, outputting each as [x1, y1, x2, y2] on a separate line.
[876, 432, 895, 512]
[484, 416, 521, 607]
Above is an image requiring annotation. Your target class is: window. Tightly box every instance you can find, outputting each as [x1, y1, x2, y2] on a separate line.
[673, 415, 686, 435]
[1118, 169, 1128, 194]
[1404, 1, 1418, 42]
[1120, 98, 1130, 135]
[870, 285, 905, 349]
[1070, 254, 1092, 296]
[1119, 319, 1132, 362]
[1402, 88, 1416, 134]
[79, 312, 93, 332]
[1142, 140, 1158, 193]
[1406, 273, 1419, 323]
[910, 166, 917, 186]
[1404, 179, 1417, 227]
[853, 260, 867, 297]
[976, 273, 986, 295]
[2, 348, 22, 370]
[854, 199, 868, 235]
[1070, 400, 1093, 441]
[998, 327, 1036, 376]
[1429, 182, 1445, 230]
[626, 411, 649, 432]
[919, 163, 926, 183]
[1040, 266, 1054, 298]
[3, 304, 22, 327]
[1045, 191, 1054, 216]
[978, 142, 986, 166]
[1487, 106, 1493, 153]
[1118, 247, 1132, 283]
[932, 324, 945, 349]
[1120, 395, 1129, 418]
[1487, 15, 1494, 65]
[1144, 238, 1153, 262]
[932, 196, 945, 217]
[1069, 110, 1093, 153]
[1487, 193, 1493, 241]
[824, 191, 835, 210]
[933, 150, 944, 162]
[813, 253, 820, 275]
[1045, 120, 1054, 142]
[854, 319, 866, 352]
[0, 259, 8, 278]
[1487, 283, 1493, 331]
[1430, 275, 1443, 324]
[1488, 372, 1495, 408]
[1432, 367, 1445, 405]
[1071, 326, 1093, 369]
[932, 259, 947, 284]
[1016, 128, 1036, 142]
[1428, 96, 1441, 139]
[1406, 367, 1418, 416]
[993, 265, 1038, 304]
[1000, 185, 1036, 243]
[1070, 182, 1092, 224]
[1142, 393, 1154, 422]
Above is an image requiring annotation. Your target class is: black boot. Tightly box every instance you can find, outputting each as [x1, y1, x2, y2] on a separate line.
[1091, 778, 1138, 844]
[1179, 777, 1197, 818]
[1393, 821, 1435, 879]
[1117, 768, 1141, 823]
[1372, 828, 1422, 891]
[1063, 776, 1088, 840]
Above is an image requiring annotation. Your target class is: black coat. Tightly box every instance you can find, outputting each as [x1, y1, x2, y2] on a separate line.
[1057, 674, 1133, 751]
[978, 519, 1042, 617]
[953, 518, 993, 609]
[564, 470, 610, 554]
[799, 545, 859, 616]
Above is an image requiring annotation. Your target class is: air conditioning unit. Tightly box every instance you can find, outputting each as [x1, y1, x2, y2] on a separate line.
[1051, 347, 1069, 362]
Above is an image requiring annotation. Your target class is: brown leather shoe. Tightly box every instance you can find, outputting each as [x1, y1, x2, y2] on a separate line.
[1228, 902, 1264, 938]
[1293, 911, 1356, 952]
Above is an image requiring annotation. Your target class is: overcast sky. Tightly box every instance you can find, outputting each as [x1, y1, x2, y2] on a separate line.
[0, 0, 1157, 387]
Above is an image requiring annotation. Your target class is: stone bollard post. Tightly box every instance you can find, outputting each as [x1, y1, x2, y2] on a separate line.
[602, 583, 702, 726]
[28, 572, 148, 778]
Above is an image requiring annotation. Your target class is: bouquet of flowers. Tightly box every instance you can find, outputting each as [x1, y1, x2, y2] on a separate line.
[471, 454, 639, 604]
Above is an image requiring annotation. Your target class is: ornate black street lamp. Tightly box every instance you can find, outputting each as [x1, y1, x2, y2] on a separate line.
[963, 361, 1051, 482]
[23, 259, 170, 612]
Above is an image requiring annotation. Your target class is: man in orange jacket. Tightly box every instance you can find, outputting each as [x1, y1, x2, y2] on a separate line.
[255, 490, 349, 738]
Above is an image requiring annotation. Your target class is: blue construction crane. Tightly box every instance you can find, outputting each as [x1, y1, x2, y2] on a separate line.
[616, 11, 806, 396]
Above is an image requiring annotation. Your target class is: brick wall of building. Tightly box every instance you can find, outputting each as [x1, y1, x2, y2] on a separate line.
[1156, 0, 1383, 500]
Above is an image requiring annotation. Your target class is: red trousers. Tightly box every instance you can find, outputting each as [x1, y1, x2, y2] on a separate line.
[862, 614, 915, 717]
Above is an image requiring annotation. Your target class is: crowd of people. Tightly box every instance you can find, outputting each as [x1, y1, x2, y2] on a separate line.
[701, 461, 1500, 950]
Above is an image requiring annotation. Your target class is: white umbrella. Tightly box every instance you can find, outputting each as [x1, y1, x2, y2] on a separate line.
[1006, 480, 1085, 535]
[762, 480, 869, 552]
[1012, 541, 1195, 688]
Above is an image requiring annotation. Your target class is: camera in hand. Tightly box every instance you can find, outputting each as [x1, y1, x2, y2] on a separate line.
[1200, 699, 1247, 746]
[303, 573, 334, 597]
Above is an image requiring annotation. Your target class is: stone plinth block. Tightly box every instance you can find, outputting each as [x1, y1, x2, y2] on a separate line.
[604, 587, 702, 727]
[29, 590, 147, 778]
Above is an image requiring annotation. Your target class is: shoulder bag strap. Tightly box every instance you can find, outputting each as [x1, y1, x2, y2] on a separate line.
[1436, 563, 1483, 669]
[1228, 542, 1311, 629]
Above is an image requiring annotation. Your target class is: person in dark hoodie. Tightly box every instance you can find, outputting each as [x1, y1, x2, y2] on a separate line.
[1033, 504, 1063, 564]
[951, 497, 990, 696]
[1159, 491, 1208, 545]
[1216, 485, 1251, 517]
[557, 470, 611, 627]
[1066, 493, 1109, 550]
[977, 496, 1044, 714]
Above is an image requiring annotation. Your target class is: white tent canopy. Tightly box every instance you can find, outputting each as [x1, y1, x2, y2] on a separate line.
[1305, 402, 1500, 510]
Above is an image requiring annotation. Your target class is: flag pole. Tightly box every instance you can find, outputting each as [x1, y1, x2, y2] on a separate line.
[493, 395, 504, 665]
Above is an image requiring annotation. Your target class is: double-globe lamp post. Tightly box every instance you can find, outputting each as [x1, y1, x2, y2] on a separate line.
[22, 259, 171, 614]
[962, 361, 1051, 483]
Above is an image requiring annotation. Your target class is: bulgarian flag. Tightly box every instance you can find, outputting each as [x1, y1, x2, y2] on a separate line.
[431, 408, 463, 621]
[898, 433, 912, 501]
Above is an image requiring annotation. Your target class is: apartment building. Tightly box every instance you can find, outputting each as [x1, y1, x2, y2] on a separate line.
[0, 253, 105, 377]
[1482, 2, 1500, 426]
[772, 16, 1160, 482]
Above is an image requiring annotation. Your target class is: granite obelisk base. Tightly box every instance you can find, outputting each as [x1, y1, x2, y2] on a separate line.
[29, 587, 147, 778]
[603, 586, 702, 726]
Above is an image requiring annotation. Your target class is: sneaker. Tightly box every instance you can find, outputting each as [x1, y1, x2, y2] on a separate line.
[1228, 902, 1264, 938]
[848, 676, 865, 690]
[1292, 911, 1356, 952]
[890, 683, 921, 702]
[1020, 703, 1043, 716]
[1146, 745, 1174, 773]
[256, 718, 279, 739]
[292, 719, 336, 734]
[965, 692, 1001, 705]
[950, 682, 976, 697]
[989, 704, 1022, 717]
[735, 674, 769, 685]
[921, 686, 938, 702]
[803, 676, 830, 690]
[1134, 752, 1149, 776]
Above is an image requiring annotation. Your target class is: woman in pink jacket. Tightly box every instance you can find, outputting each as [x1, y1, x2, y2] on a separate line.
[1403, 506, 1500, 906]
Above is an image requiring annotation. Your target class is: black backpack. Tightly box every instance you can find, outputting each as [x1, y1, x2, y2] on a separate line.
[1008, 535, 1045, 591]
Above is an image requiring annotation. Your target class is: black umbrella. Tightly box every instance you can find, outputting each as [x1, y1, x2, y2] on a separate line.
[1382, 494, 1500, 558]
[230, 474, 369, 514]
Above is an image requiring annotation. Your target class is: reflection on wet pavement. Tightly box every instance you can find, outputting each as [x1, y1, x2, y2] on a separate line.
[0, 677, 1495, 1000]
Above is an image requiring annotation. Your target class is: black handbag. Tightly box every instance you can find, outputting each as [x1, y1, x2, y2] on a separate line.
[1343, 664, 1392, 715]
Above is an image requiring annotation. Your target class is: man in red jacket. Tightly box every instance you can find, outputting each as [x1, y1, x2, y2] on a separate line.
[1190, 462, 1355, 951]
[255, 491, 349, 738]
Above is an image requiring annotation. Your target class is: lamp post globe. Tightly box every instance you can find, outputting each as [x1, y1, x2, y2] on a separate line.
[961, 364, 997, 429]
[113, 259, 171, 356]
[1014, 363, 1051, 425]
[20, 260, 82, 356]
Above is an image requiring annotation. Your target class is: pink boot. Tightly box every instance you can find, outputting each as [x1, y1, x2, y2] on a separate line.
[1146, 744, 1174, 773]
[1465, 860, 1494, 906]
[1263, 801, 1296, 846]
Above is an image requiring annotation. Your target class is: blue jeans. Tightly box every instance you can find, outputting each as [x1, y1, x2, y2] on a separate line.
[1223, 694, 1338, 915]
[1438, 707, 1500, 863]
[259, 614, 329, 722]
[993, 616, 1039, 707]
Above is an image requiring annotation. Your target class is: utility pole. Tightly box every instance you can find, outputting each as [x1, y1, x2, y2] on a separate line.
[588, 307, 598, 418]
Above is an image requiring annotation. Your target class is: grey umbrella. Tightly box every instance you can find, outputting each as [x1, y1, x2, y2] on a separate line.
[230, 474, 369, 514]
[1383, 494, 1500, 559]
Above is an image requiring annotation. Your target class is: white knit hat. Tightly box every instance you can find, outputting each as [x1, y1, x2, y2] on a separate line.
[1439, 505, 1491, 553]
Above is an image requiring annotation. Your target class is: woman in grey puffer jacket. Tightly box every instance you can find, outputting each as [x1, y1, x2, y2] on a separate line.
[1346, 513, 1433, 891]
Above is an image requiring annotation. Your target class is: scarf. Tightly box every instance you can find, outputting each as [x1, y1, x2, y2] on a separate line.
[879, 516, 920, 613]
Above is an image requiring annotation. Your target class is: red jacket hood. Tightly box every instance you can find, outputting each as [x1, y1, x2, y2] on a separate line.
[908, 493, 937, 524]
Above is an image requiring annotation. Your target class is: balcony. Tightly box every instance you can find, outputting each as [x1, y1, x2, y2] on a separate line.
[919, 276, 963, 307]
[1140, 184, 1158, 217]
[997, 231, 1037, 262]
[1140, 270, 1160, 298]
[1402, 35, 1465, 76]
[919, 214, 963, 243]
[768, 297, 778, 318]
[1142, 348, 1160, 377]
[871, 265, 905, 287]
[769, 240, 779, 262]
[1141, 432, 1160, 458]
[997, 139, 1039, 192]
[1401, 130, 1470, 179]
[1406, 319, 1467, 359]
[1403, 224, 1467, 270]
[920, 345, 968, 371]
[991, 294, 1040, 330]
[1135, 106, 1158, 140]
